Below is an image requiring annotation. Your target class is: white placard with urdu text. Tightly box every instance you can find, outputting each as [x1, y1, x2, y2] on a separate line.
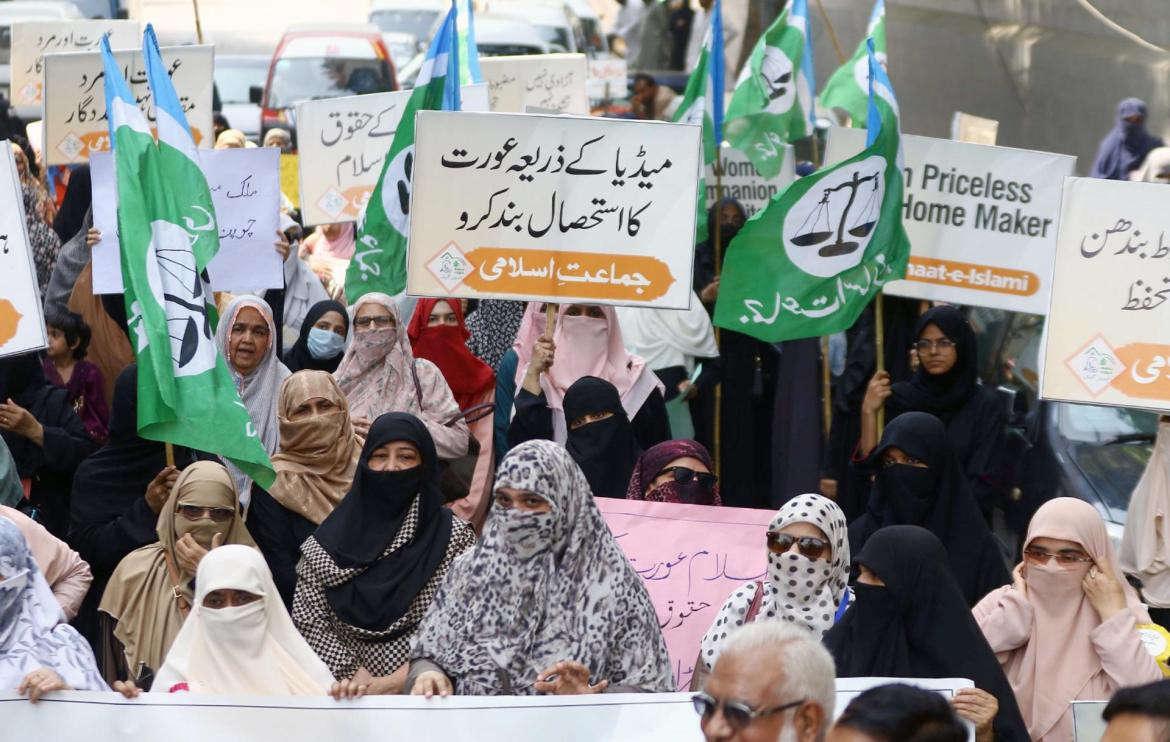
[9, 20, 140, 107]
[0, 144, 48, 358]
[480, 53, 589, 114]
[295, 84, 489, 226]
[91, 147, 283, 294]
[42, 44, 214, 165]
[826, 127, 1075, 314]
[405, 111, 699, 309]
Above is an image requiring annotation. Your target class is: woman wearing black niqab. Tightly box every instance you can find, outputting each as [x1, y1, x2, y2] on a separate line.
[849, 411, 1010, 606]
[1090, 98, 1162, 180]
[861, 305, 1005, 517]
[825, 525, 1029, 742]
[52, 165, 92, 243]
[563, 377, 641, 499]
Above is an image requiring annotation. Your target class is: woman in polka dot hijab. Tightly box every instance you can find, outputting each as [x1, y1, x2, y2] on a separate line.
[691, 494, 849, 686]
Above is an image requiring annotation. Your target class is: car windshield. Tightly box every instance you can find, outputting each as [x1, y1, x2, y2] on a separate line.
[267, 57, 392, 108]
[215, 60, 269, 104]
[533, 24, 571, 51]
[1058, 402, 1159, 443]
[370, 9, 441, 39]
[479, 43, 544, 56]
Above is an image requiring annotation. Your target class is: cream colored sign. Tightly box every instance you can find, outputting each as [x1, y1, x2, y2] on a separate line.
[480, 53, 588, 114]
[10, 20, 140, 107]
[42, 44, 214, 165]
[1041, 177, 1170, 414]
[0, 144, 48, 358]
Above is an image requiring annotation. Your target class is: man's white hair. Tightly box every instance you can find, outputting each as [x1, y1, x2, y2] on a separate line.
[717, 620, 837, 722]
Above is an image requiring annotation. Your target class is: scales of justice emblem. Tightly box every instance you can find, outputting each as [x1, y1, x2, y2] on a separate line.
[782, 154, 886, 278]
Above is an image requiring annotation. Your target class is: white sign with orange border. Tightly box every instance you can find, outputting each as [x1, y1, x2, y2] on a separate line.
[405, 111, 699, 309]
[1040, 177, 1170, 415]
[41, 44, 214, 165]
[826, 127, 1075, 315]
[9, 20, 140, 108]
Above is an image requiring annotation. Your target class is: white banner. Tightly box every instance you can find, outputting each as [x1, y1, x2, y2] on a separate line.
[587, 57, 627, 101]
[0, 143, 48, 359]
[0, 680, 974, 740]
[42, 45, 214, 166]
[9, 20, 140, 108]
[295, 85, 490, 226]
[91, 147, 283, 294]
[406, 111, 700, 309]
[826, 127, 1075, 315]
[707, 145, 795, 219]
[480, 54, 589, 114]
[1040, 177, 1170, 415]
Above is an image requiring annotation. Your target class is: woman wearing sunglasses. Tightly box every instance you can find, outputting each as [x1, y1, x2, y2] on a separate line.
[691, 494, 847, 690]
[825, 525, 1029, 742]
[625, 439, 721, 506]
[849, 411, 1009, 607]
[98, 462, 255, 687]
[973, 498, 1162, 741]
[858, 305, 1005, 519]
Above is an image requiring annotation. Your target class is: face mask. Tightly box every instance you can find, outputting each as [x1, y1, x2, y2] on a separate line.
[200, 600, 267, 655]
[493, 508, 553, 561]
[648, 478, 715, 505]
[306, 327, 346, 360]
[879, 464, 938, 524]
[354, 327, 396, 364]
[1024, 557, 1090, 601]
[174, 508, 231, 551]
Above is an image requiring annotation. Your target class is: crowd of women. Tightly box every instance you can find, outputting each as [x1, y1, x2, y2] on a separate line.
[3, 99, 1170, 741]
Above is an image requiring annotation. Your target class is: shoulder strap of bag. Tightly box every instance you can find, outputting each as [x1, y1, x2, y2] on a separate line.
[411, 360, 425, 410]
[162, 551, 192, 619]
[744, 580, 766, 623]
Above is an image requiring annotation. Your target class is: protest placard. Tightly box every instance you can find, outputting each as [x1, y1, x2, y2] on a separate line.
[0, 144, 47, 359]
[1040, 177, 1170, 415]
[0, 680, 974, 740]
[405, 111, 699, 309]
[280, 153, 300, 208]
[707, 145, 795, 219]
[596, 499, 773, 689]
[296, 85, 489, 226]
[42, 44, 214, 166]
[825, 127, 1075, 315]
[9, 20, 140, 108]
[480, 53, 589, 114]
[587, 57, 627, 101]
[91, 147, 283, 294]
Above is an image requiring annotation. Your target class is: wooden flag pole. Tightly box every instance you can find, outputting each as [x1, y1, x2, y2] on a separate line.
[807, 135, 832, 444]
[192, 0, 205, 44]
[815, 0, 848, 64]
[545, 302, 555, 340]
[165, 442, 175, 468]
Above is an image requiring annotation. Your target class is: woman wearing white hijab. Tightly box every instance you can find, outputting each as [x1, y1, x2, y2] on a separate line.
[1120, 417, 1170, 626]
[691, 493, 850, 690]
[1, 518, 106, 702]
[215, 295, 291, 499]
[116, 544, 334, 696]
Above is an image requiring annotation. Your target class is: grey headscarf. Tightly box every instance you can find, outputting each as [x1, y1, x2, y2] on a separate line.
[410, 439, 673, 694]
[0, 438, 21, 508]
[215, 295, 290, 498]
[0, 519, 105, 690]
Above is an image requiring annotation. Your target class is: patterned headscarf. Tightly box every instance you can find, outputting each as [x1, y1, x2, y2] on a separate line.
[333, 293, 421, 421]
[410, 440, 673, 695]
[465, 299, 526, 370]
[698, 494, 849, 670]
[0, 518, 105, 690]
[625, 439, 721, 505]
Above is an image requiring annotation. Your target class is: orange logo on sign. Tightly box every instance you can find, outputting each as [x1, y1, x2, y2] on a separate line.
[1110, 343, 1170, 402]
[904, 257, 1039, 297]
[461, 247, 675, 302]
[80, 127, 206, 159]
[0, 299, 23, 347]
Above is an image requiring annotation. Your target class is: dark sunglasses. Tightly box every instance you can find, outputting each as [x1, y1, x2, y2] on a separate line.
[661, 466, 717, 491]
[177, 505, 234, 523]
[766, 532, 830, 560]
[692, 692, 805, 731]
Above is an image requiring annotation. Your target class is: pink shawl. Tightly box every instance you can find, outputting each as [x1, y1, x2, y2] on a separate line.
[333, 293, 421, 421]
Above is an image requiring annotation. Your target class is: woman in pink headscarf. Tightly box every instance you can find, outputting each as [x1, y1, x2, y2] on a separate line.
[507, 303, 668, 450]
[972, 498, 1162, 741]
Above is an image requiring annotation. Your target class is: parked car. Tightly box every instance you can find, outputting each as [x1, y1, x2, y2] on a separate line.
[214, 53, 269, 143]
[564, 0, 608, 56]
[380, 31, 419, 71]
[0, 1, 84, 116]
[483, 0, 584, 54]
[974, 308, 1157, 554]
[395, 14, 548, 89]
[369, 0, 447, 56]
[250, 24, 397, 145]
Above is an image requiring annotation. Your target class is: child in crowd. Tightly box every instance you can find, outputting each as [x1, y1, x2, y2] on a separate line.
[42, 311, 108, 445]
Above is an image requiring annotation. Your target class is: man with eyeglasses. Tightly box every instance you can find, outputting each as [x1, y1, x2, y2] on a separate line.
[696, 621, 835, 742]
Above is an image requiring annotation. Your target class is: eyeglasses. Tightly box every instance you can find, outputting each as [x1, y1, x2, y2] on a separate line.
[1023, 546, 1094, 565]
[353, 315, 396, 329]
[914, 338, 956, 353]
[692, 692, 805, 731]
[766, 532, 830, 560]
[177, 505, 235, 523]
[661, 466, 717, 491]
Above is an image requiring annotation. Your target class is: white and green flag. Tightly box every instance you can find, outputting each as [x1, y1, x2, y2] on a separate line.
[714, 39, 910, 343]
[671, 0, 724, 244]
[818, 0, 885, 127]
[346, 3, 461, 302]
[724, 0, 815, 179]
[100, 26, 274, 488]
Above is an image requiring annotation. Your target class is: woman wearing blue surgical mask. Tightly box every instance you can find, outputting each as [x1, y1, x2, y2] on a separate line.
[283, 301, 349, 374]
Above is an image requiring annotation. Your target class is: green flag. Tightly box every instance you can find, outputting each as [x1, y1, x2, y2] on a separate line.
[714, 39, 909, 343]
[101, 28, 274, 487]
[346, 5, 461, 302]
[671, 13, 723, 245]
[818, 0, 885, 127]
[725, 0, 815, 178]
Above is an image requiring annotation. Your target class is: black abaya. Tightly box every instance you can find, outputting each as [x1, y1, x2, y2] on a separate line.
[562, 377, 641, 500]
